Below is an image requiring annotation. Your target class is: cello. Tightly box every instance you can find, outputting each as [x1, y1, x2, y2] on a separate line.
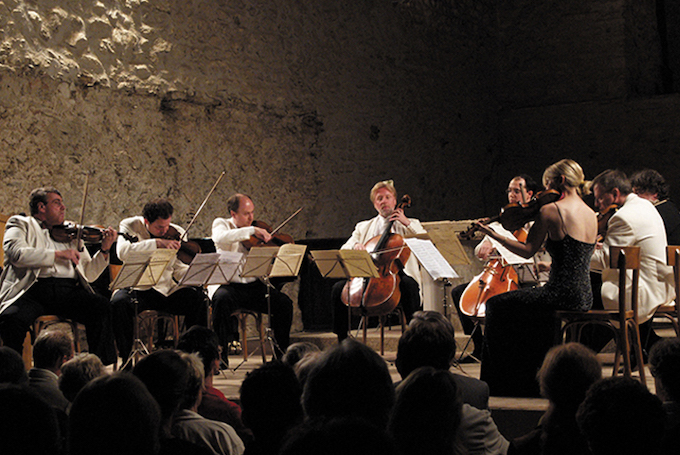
[341, 195, 412, 316]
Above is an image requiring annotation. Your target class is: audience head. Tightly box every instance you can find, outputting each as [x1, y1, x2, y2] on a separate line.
[302, 339, 395, 428]
[177, 326, 221, 380]
[69, 373, 161, 455]
[0, 384, 61, 455]
[240, 360, 303, 438]
[630, 168, 670, 202]
[178, 352, 205, 411]
[395, 310, 456, 379]
[132, 349, 190, 434]
[0, 346, 28, 384]
[537, 342, 602, 412]
[649, 336, 680, 403]
[282, 341, 321, 369]
[389, 366, 463, 455]
[280, 417, 397, 455]
[58, 353, 106, 402]
[576, 376, 665, 455]
[32, 328, 74, 372]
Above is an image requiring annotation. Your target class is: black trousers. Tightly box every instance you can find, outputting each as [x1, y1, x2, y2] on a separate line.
[451, 282, 484, 357]
[331, 272, 421, 342]
[0, 278, 117, 365]
[111, 287, 208, 361]
[212, 281, 293, 352]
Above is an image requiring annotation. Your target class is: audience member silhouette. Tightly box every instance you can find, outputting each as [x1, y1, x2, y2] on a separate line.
[58, 352, 106, 404]
[68, 373, 161, 455]
[239, 360, 303, 455]
[173, 352, 245, 455]
[395, 310, 489, 409]
[177, 326, 251, 444]
[0, 345, 28, 384]
[281, 341, 320, 368]
[649, 337, 680, 455]
[302, 338, 395, 429]
[576, 376, 665, 455]
[28, 328, 73, 414]
[510, 342, 602, 455]
[280, 417, 397, 455]
[133, 349, 226, 455]
[389, 366, 463, 455]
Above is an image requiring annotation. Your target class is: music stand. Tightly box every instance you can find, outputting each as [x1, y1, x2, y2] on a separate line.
[242, 244, 307, 361]
[110, 249, 176, 369]
[309, 249, 380, 340]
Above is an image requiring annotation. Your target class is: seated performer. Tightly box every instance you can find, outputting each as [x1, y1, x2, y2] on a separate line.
[452, 174, 550, 361]
[211, 193, 293, 356]
[630, 168, 680, 246]
[331, 180, 426, 342]
[0, 187, 117, 365]
[111, 198, 208, 363]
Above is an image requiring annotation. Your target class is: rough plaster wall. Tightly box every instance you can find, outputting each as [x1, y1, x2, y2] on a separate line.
[0, 0, 498, 239]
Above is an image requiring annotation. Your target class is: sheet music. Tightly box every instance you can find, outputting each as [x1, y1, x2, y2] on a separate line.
[270, 244, 307, 278]
[310, 250, 347, 278]
[176, 251, 243, 286]
[110, 248, 176, 290]
[310, 249, 379, 279]
[242, 246, 279, 278]
[420, 221, 471, 265]
[485, 222, 533, 265]
[404, 238, 459, 280]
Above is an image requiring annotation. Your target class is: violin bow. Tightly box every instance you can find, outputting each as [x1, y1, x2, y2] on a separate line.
[75, 172, 91, 252]
[181, 171, 225, 241]
[270, 207, 303, 235]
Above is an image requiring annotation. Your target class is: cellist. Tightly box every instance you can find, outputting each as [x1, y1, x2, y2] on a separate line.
[452, 174, 551, 362]
[332, 180, 426, 343]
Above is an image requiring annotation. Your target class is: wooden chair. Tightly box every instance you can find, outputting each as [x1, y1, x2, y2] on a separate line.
[652, 245, 680, 336]
[232, 308, 267, 362]
[354, 306, 407, 355]
[556, 246, 646, 382]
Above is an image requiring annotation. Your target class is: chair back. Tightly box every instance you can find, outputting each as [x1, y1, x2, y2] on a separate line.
[609, 246, 641, 324]
[667, 246, 680, 299]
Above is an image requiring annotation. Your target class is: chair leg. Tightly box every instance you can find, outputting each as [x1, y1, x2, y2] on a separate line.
[379, 315, 385, 356]
[630, 321, 647, 384]
[257, 314, 266, 362]
[239, 315, 248, 361]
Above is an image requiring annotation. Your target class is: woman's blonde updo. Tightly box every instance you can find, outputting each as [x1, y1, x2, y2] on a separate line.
[542, 159, 586, 195]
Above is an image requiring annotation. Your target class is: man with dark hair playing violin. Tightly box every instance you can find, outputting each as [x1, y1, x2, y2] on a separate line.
[112, 198, 208, 363]
[331, 180, 427, 343]
[590, 169, 674, 356]
[0, 187, 118, 365]
[211, 193, 293, 357]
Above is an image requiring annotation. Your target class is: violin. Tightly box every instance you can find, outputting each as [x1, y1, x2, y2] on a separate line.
[341, 195, 412, 315]
[155, 225, 202, 265]
[241, 207, 302, 250]
[459, 189, 562, 239]
[596, 204, 619, 242]
[50, 222, 137, 244]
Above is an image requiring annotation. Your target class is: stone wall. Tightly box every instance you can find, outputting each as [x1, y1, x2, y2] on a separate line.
[0, 0, 498, 238]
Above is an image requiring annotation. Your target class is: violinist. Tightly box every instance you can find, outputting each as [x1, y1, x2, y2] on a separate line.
[0, 187, 117, 365]
[111, 198, 208, 363]
[590, 169, 674, 356]
[451, 174, 550, 362]
[473, 159, 597, 397]
[331, 180, 426, 343]
[211, 193, 293, 357]
[630, 169, 680, 245]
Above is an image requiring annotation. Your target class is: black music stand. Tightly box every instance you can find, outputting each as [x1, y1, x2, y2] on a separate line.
[241, 244, 307, 362]
[110, 249, 176, 369]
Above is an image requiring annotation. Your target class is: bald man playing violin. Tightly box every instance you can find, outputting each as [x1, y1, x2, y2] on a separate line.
[112, 198, 208, 363]
[211, 193, 293, 358]
[0, 187, 118, 365]
[331, 180, 426, 343]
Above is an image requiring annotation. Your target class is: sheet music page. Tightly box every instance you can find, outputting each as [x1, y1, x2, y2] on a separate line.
[485, 222, 533, 265]
[338, 250, 379, 278]
[270, 244, 307, 278]
[140, 249, 178, 286]
[111, 249, 176, 289]
[420, 221, 471, 265]
[310, 250, 346, 278]
[242, 246, 279, 278]
[404, 238, 459, 280]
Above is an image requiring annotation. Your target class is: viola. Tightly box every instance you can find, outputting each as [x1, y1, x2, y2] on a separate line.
[341, 195, 412, 316]
[241, 207, 302, 250]
[155, 225, 202, 265]
[596, 203, 619, 242]
[50, 222, 137, 244]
